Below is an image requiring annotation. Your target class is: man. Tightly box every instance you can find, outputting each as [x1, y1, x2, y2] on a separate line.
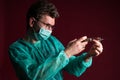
[9, 0, 103, 80]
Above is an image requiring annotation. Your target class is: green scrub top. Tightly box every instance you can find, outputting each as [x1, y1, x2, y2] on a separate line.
[9, 35, 92, 80]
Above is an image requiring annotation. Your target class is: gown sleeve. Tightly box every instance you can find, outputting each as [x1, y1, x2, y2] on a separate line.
[63, 52, 92, 77]
[9, 45, 69, 80]
[51, 36, 92, 77]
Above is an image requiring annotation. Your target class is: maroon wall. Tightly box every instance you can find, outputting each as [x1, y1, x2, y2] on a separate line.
[0, 0, 120, 80]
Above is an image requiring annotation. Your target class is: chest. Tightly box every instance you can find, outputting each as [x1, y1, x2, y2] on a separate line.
[30, 40, 63, 63]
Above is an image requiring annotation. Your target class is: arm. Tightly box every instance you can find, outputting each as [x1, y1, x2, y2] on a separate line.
[9, 46, 69, 80]
[63, 36, 103, 77]
[64, 53, 92, 77]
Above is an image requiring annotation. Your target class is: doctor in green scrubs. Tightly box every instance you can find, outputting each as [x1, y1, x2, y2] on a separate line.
[9, 0, 103, 80]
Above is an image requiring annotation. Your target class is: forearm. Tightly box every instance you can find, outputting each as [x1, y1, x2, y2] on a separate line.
[33, 51, 69, 79]
[84, 53, 93, 62]
[64, 53, 92, 77]
[10, 50, 69, 80]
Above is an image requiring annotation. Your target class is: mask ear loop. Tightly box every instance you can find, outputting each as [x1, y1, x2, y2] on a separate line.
[31, 27, 40, 41]
[26, 27, 38, 42]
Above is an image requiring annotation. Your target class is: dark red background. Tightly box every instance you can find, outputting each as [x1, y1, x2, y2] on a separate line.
[0, 0, 120, 80]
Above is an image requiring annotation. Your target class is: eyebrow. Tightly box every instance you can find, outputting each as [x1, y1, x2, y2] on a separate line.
[40, 21, 54, 27]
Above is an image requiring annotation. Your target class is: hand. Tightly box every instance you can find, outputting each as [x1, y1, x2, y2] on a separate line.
[88, 39, 103, 57]
[64, 36, 88, 58]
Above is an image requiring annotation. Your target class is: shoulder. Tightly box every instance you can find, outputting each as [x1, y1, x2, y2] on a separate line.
[9, 39, 32, 52]
[49, 35, 65, 49]
[9, 39, 21, 49]
[49, 35, 62, 44]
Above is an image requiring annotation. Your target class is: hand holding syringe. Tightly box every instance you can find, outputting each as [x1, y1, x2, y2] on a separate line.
[82, 37, 104, 42]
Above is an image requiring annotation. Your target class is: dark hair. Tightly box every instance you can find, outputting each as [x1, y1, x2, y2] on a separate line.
[26, 0, 59, 29]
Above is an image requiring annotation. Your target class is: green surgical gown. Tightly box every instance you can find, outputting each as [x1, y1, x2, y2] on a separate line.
[9, 35, 92, 80]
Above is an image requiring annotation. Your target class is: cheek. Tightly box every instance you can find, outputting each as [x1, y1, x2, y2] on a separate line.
[46, 26, 52, 30]
[41, 26, 47, 29]
[33, 24, 40, 32]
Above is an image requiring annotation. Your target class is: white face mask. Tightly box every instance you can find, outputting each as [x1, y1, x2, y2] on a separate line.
[39, 28, 52, 40]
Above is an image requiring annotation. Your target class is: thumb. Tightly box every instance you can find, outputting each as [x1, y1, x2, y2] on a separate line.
[69, 38, 77, 43]
[77, 36, 87, 42]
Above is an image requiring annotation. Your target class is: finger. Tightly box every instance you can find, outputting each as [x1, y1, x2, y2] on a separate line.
[76, 38, 88, 48]
[97, 46, 103, 53]
[82, 38, 93, 42]
[95, 37, 104, 42]
[77, 36, 87, 42]
[93, 39, 103, 48]
[94, 49, 101, 56]
[69, 38, 77, 44]
[93, 46, 103, 54]
[78, 46, 85, 52]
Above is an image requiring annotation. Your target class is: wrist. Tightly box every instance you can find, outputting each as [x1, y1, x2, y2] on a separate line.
[64, 50, 71, 58]
[84, 53, 92, 62]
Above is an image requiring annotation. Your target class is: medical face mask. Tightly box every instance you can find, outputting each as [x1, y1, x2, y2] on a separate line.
[39, 28, 52, 40]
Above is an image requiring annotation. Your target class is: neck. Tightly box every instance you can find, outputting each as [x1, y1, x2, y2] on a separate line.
[23, 28, 38, 43]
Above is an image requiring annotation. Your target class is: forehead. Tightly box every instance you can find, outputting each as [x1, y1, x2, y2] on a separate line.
[40, 15, 55, 25]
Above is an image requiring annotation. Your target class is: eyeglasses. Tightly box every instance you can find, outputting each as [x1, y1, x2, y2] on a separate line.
[37, 20, 55, 30]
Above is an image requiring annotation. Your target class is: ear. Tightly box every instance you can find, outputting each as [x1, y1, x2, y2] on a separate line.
[29, 17, 36, 27]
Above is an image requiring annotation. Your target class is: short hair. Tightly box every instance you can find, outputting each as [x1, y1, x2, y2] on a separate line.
[26, 0, 59, 29]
